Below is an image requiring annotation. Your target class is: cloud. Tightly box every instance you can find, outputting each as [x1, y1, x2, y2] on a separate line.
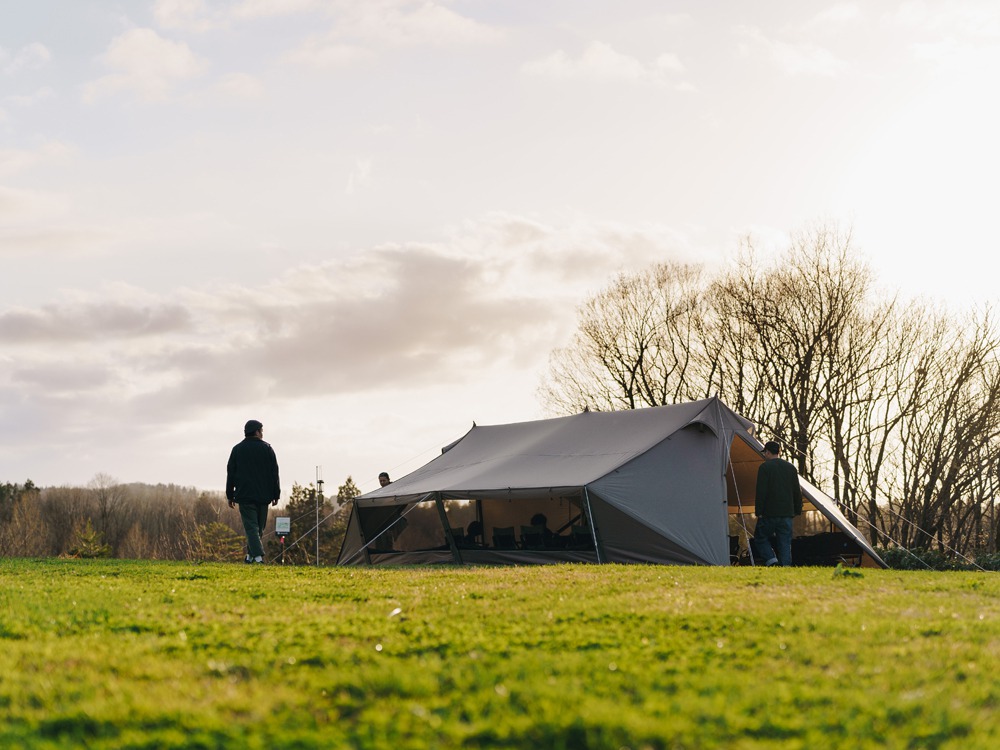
[81, 28, 208, 103]
[333, 2, 502, 47]
[231, 0, 325, 21]
[0, 301, 193, 344]
[286, 1, 502, 68]
[888, 2, 1000, 73]
[285, 40, 373, 69]
[735, 26, 850, 77]
[346, 158, 373, 194]
[805, 3, 863, 29]
[11, 363, 116, 394]
[0, 141, 74, 178]
[153, 0, 220, 32]
[892, 1, 1000, 39]
[3, 87, 55, 108]
[0, 214, 697, 438]
[215, 72, 265, 100]
[1, 42, 51, 76]
[154, 0, 322, 30]
[522, 42, 691, 89]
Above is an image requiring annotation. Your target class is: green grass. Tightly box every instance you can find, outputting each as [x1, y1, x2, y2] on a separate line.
[1, 559, 998, 749]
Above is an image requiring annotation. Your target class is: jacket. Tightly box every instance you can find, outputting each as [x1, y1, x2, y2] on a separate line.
[755, 457, 803, 517]
[226, 437, 281, 504]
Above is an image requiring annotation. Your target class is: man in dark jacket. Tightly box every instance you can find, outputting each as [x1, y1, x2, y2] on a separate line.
[226, 419, 280, 563]
[752, 440, 803, 566]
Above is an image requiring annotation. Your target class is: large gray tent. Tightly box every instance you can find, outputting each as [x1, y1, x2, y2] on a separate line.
[337, 397, 885, 567]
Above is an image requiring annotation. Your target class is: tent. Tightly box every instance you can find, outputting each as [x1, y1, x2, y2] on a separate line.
[337, 397, 885, 568]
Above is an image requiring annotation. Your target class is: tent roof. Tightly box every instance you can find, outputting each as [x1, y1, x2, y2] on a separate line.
[359, 397, 756, 504]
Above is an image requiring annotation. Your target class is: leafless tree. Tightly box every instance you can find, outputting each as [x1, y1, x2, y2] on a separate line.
[540, 224, 1000, 557]
[539, 261, 708, 413]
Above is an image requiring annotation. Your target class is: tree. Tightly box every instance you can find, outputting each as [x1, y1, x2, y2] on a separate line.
[540, 261, 708, 413]
[89, 473, 130, 555]
[336, 476, 361, 508]
[0, 484, 47, 557]
[190, 522, 245, 562]
[66, 519, 111, 558]
[540, 224, 1000, 557]
[267, 482, 339, 565]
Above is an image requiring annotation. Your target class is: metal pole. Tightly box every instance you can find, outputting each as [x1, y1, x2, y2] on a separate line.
[316, 466, 324, 567]
[582, 486, 602, 563]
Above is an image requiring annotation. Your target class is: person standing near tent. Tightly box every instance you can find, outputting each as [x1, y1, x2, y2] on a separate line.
[752, 441, 803, 566]
[226, 419, 281, 563]
[378, 472, 391, 487]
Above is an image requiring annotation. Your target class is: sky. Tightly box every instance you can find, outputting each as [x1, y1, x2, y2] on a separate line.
[2, 0, 999, 496]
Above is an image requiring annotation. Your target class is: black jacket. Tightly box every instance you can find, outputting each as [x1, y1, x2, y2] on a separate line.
[226, 437, 280, 504]
[755, 457, 803, 517]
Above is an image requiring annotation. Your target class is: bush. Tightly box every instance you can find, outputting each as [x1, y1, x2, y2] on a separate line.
[65, 520, 111, 559]
[878, 546, 1000, 571]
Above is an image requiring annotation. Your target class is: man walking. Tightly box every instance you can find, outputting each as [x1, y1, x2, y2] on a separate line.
[226, 419, 281, 563]
[752, 440, 803, 567]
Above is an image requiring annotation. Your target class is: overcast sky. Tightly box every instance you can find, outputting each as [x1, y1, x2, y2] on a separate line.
[2, 1, 998, 494]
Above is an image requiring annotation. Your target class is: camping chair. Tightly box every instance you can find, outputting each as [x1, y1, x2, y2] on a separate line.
[520, 524, 546, 550]
[492, 526, 516, 549]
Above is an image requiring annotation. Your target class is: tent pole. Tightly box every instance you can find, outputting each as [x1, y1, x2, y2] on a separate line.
[434, 493, 463, 564]
[582, 486, 602, 564]
[725, 432, 756, 567]
[339, 493, 434, 565]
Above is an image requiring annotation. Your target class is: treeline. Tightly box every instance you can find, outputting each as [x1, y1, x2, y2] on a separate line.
[0, 476, 357, 563]
[541, 225, 1000, 559]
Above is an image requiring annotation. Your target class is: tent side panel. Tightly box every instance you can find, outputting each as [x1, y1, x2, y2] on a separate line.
[336, 504, 367, 566]
[798, 477, 887, 568]
[588, 494, 712, 564]
[590, 426, 730, 565]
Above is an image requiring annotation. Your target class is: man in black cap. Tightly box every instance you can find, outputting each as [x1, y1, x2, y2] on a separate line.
[226, 419, 281, 563]
[752, 440, 802, 566]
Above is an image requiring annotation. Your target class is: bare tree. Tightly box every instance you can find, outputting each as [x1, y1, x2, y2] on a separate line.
[540, 224, 1000, 557]
[540, 261, 708, 413]
[888, 308, 1000, 554]
[89, 473, 131, 554]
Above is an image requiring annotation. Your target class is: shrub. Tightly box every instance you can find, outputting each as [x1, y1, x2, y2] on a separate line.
[65, 519, 111, 559]
[878, 546, 1000, 571]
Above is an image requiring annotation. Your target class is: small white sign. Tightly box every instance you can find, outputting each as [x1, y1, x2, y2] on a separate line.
[275, 516, 291, 535]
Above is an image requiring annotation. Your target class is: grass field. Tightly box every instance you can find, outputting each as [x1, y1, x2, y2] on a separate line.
[1, 559, 998, 749]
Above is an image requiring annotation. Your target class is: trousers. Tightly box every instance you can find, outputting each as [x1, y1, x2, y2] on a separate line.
[752, 516, 794, 566]
[238, 502, 269, 559]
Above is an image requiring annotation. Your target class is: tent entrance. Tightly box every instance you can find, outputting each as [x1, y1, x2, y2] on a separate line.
[725, 434, 875, 567]
[353, 493, 598, 564]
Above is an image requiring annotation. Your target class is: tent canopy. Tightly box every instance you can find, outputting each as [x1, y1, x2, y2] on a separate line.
[338, 397, 885, 568]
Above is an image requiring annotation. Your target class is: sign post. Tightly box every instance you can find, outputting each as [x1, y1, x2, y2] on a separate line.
[275, 516, 291, 564]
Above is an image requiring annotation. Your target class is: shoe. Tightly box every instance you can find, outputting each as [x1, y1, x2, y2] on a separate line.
[765, 558, 779, 566]
[252, 556, 264, 564]
[244, 555, 251, 564]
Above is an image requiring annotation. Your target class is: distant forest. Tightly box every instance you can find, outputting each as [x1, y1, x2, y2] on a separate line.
[0, 477, 355, 564]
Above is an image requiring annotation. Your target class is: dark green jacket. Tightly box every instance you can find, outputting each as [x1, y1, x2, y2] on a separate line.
[755, 457, 803, 517]
[226, 437, 281, 504]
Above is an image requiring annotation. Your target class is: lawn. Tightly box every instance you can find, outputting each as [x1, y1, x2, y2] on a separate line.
[1, 558, 998, 749]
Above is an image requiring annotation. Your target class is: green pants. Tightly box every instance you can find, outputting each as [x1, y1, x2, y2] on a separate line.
[238, 502, 269, 559]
